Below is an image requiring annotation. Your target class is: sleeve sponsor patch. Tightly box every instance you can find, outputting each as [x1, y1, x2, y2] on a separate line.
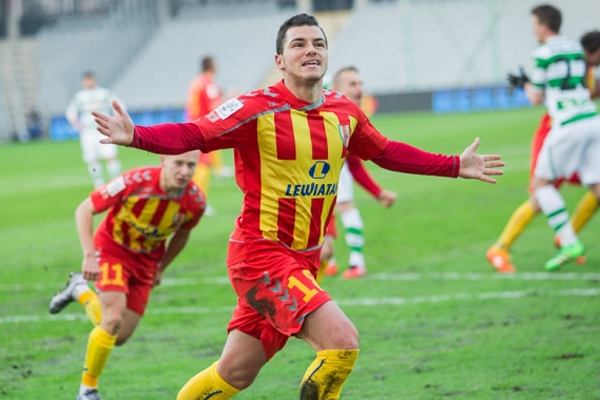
[215, 98, 244, 120]
[106, 176, 126, 197]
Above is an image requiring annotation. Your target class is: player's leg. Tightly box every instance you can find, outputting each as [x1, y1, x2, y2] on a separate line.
[570, 190, 599, 233]
[97, 138, 121, 181]
[177, 330, 265, 400]
[296, 301, 359, 399]
[533, 124, 585, 270]
[486, 198, 539, 273]
[81, 132, 104, 189]
[78, 291, 125, 400]
[193, 152, 214, 215]
[48, 272, 102, 325]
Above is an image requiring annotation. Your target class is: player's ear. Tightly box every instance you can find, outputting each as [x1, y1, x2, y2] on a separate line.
[275, 54, 285, 72]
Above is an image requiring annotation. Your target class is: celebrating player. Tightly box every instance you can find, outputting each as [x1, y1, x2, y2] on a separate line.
[93, 13, 503, 400]
[487, 12, 600, 272]
[66, 71, 124, 189]
[48, 151, 206, 400]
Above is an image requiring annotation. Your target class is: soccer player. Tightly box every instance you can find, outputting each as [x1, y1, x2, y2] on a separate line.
[323, 66, 397, 279]
[487, 19, 600, 272]
[66, 71, 123, 189]
[186, 56, 233, 207]
[48, 151, 206, 400]
[93, 13, 503, 399]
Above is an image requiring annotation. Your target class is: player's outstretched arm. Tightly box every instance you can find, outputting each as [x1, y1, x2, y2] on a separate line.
[92, 100, 134, 146]
[458, 138, 504, 184]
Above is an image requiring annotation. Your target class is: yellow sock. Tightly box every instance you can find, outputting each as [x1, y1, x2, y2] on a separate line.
[571, 191, 599, 233]
[210, 150, 224, 173]
[177, 361, 240, 400]
[494, 200, 536, 251]
[316, 260, 328, 285]
[77, 290, 102, 326]
[81, 326, 117, 388]
[300, 349, 359, 400]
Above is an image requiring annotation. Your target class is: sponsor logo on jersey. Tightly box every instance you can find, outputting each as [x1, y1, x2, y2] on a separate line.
[103, 176, 126, 198]
[215, 98, 244, 120]
[309, 161, 330, 179]
[338, 124, 350, 148]
[284, 182, 338, 197]
[207, 111, 220, 123]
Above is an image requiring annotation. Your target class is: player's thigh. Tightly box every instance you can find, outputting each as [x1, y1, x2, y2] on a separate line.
[80, 131, 99, 164]
[534, 126, 583, 181]
[229, 258, 331, 337]
[97, 142, 118, 161]
[337, 163, 354, 203]
[297, 300, 358, 352]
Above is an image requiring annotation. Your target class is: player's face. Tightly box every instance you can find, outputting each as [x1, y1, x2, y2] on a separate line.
[335, 70, 363, 105]
[531, 16, 545, 43]
[161, 151, 199, 191]
[275, 25, 328, 85]
[585, 48, 600, 68]
[82, 76, 95, 89]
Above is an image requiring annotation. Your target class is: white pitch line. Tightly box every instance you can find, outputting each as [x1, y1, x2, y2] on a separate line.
[2, 272, 598, 293]
[1, 287, 598, 325]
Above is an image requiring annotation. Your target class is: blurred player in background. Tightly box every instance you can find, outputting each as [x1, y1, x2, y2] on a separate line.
[487, 27, 600, 273]
[66, 71, 123, 189]
[322, 67, 397, 279]
[93, 13, 503, 400]
[48, 151, 206, 400]
[186, 56, 233, 215]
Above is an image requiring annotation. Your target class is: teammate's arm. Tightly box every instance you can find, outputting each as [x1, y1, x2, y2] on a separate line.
[75, 198, 101, 282]
[525, 56, 546, 105]
[65, 99, 81, 131]
[153, 229, 192, 287]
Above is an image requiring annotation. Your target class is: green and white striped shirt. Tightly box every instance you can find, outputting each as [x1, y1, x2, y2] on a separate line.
[530, 36, 597, 127]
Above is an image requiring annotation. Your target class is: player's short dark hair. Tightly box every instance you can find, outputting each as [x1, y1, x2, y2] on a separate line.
[82, 71, 95, 78]
[201, 56, 214, 73]
[332, 66, 359, 88]
[581, 31, 600, 54]
[276, 13, 327, 55]
[531, 5, 561, 33]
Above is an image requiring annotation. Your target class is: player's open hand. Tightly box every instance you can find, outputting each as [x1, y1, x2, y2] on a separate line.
[458, 138, 504, 184]
[92, 100, 134, 146]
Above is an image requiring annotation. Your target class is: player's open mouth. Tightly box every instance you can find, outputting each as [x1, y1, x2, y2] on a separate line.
[302, 60, 320, 67]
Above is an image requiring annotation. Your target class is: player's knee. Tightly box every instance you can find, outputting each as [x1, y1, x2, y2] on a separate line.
[326, 320, 359, 350]
[101, 313, 123, 335]
[219, 365, 260, 390]
[114, 333, 130, 346]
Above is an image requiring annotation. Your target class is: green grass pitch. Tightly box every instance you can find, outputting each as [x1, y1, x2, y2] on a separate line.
[1, 106, 599, 399]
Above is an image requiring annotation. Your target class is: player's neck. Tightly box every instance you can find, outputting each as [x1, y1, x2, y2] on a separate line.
[284, 78, 323, 104]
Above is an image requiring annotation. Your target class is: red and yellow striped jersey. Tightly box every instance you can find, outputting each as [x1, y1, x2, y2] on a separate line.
[187, 80, 387, 251]
[91, 167, 206, 259]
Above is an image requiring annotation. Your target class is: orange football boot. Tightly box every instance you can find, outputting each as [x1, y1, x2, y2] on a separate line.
[486, 247, 516, 273]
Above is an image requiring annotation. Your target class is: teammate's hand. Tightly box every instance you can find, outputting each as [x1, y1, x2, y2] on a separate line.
[378, 189, 397, 208]
[92, 100, 134, 146]
[507, 67, 530, 89]
[153, 269, 163, 288]
[82, 255, 101, 282]
[458, 138, 504, 184]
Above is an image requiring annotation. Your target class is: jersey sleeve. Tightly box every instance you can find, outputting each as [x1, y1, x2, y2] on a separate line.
[65, 98, 78, 124]
[89, 174, 133, 213]
[132, 93, 260, 155]
[530, 47, 547, 92]
[346, 104, 389, 160]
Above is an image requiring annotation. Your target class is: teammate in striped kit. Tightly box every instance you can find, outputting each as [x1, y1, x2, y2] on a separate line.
[93, 13, 503, 400]
[486, 29, 600, 273]
[520, 5, 600, 271]
[48, 151, 206, 400]
[66, 72, 124, 188]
